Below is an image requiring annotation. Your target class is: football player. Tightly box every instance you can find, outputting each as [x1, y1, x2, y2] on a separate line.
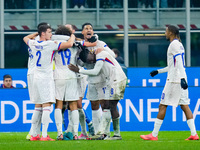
[68, 47, 127, 140]
[23, 24, 75, 141]
[140, 25, 199, 141]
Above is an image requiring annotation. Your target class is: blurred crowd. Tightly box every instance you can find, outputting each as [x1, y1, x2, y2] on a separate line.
[4, 0, 200, 9]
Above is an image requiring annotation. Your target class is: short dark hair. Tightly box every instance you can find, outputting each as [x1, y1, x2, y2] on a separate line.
[38, 24, 52, 36]
[37, 22, 51, 30]
[55, 25, 72, 36]
[82, 23, 93, 30]
[112, 48, 120, 56]
[3, 74, 12, 80]
[167, 25, 180, 37]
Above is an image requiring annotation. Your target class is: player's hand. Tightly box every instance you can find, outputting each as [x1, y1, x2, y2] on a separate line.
[68, 64, 79, 73]
[88, 34, 98, 43]
[181, 78, 188, 90]
[73, 42, 85, 50]
[150, 70, 158, 77]
[71, 34, 75, 38]
[73, 42, 81, 47]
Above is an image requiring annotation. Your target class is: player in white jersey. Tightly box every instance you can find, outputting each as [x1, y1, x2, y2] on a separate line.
[51, 25, 80, 140]
[23, 24, 75, 141]
[26, 22, 50, 140]
[69, 47, 127, 140]
[77, 23, 115, 136]
[65, 24, 95, 139]
[140, 25, 199, 141]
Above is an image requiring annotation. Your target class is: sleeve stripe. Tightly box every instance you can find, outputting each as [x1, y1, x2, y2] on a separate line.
[104, 45, 107, 47]
[105, 58, 115, 66]
[58, 42, 62, 50]
[51, 51, 55, 62]
[173, 53, 181, 67]
[96, 58, 105, 61]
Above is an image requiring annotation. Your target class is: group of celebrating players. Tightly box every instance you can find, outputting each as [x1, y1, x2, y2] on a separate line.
[23, 22, 199, 141]
[23, 22, 127, 141]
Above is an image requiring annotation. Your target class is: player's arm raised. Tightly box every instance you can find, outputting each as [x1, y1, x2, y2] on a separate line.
[59, 34, 75, 50]
[23, 32, 38, 45]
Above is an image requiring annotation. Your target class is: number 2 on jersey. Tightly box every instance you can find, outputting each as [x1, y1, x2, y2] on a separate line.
[36, 51, 42, 67]
[58, 49, 71, 65]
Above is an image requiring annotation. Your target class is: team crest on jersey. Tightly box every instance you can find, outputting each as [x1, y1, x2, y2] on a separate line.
[90, 49, 95, 53]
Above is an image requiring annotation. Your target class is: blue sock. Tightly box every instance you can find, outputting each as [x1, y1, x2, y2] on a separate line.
[63, 109, 69, 130]
[84, 109, 92, 124]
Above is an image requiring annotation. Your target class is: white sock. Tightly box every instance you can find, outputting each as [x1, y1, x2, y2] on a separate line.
[104, 109, 111, 136]
[66, 110, 73, 133]
[36, 110, 42, 135]
[92, 109, 101, 134]
[29, 107, 42, 137]
[78, 109, 87, 135]
[55, 108, 63, 136]
[71, 110, 79, 136]
[42, 106, 51, 138]
[112, 117, 120, 136]
[99, 109, 111, 135]
[187, 119, 197, 136]
[152, 118, 163, 137]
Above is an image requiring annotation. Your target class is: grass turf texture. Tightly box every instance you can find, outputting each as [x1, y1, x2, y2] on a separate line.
[0, 131, 199, 150]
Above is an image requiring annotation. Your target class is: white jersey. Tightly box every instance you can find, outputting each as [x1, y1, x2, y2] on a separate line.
[53, 35, 78, 79]
[80, 51, 127, 84]
[86, 40, 115, 57]
[96, 51, 127, 83]
[28, 40, 61, 79]
[158, 39, 187, 83]
[27, 36, 40, 75]
[83, 40, 114, 83]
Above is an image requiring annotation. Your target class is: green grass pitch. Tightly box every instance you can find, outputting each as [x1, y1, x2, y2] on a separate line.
[0, 131, 199, 150]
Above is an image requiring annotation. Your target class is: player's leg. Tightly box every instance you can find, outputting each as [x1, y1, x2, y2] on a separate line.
[27, 74, 42, 140]
[141, 82, 175, 140]
[40, 102, 55, 141]
[98, 100, 111, 138]
[181, 105, 199, 140]
[54, 79, 66, 139]
[30, 104, 42, 141]
[69, 101, 79, 139]
[83, 109, 95, 136]
[179, 88, 199, 140]
[65, 104, 73, 133]
[140, 104, 167, 140]
[104, 80, 126, 140]
[77, 97, 88, 139]
[152, 104, 167, 136]
[87, 83, 102, 135]
[77, 76, 94, 136]
[55, 99, 64, 140]
[108, 100, 122, 140]
[91, 100, 101, 135]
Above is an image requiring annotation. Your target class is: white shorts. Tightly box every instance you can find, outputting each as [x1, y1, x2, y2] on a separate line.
[160, 81, 190, 107]
[87, 82, 105, 101]
[77, 76, 88, 98]
[55, 78, 79, 101]
[27, 74, 34, 101]
[32, 78, 56, 104]
[105, 79, 126, 100]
